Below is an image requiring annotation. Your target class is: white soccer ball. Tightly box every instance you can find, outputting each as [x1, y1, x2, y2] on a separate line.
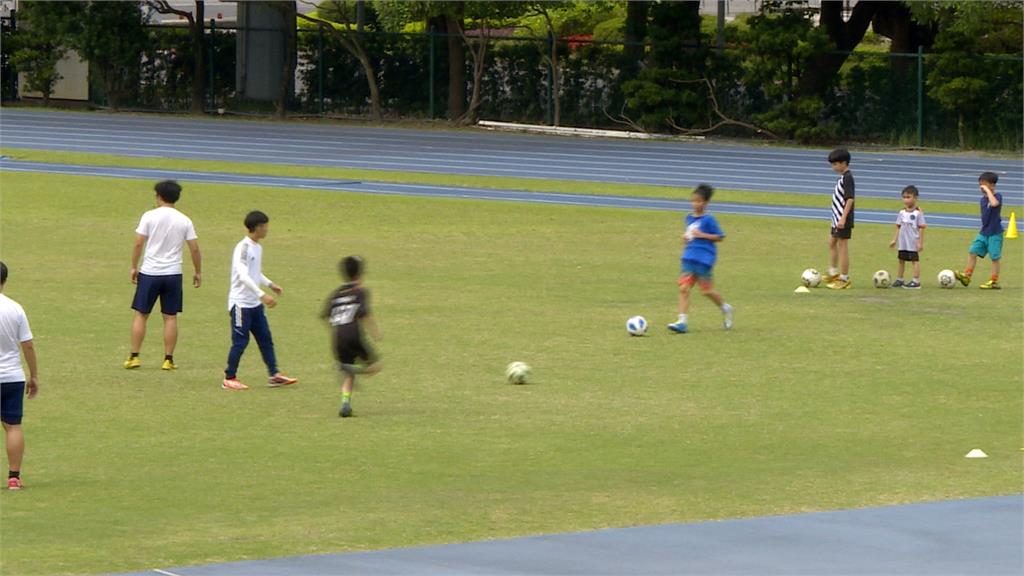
[801, 268, 822, 288]
[873, 270, 891, 288]
[938, 269, 956, 289]
[626, 315, 648, 336]
[505, 361, 531, 385]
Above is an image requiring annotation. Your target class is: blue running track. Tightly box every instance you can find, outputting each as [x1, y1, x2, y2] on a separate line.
[0, 159, 988, 230]
[1, 109, 1021, 205]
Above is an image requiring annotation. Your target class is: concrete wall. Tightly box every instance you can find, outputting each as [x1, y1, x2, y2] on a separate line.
[19, 49, 89, 101]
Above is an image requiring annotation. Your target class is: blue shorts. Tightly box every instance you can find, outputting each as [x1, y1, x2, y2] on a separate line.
[132, 273, 183, 315]
[681, 260, 714, 279]
[1, 382, 25, 425]
[969, 233, 1003, 261]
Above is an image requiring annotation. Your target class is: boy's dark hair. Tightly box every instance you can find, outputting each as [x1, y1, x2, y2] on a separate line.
[341, 255, 364, 280]
[693, 184, 714, 201]
[0, 261, 6, 285]
[154, 180, 182, 204]
[979, 172, 999, 185]
[902, 185, 919, 197]
[828, 149, 851, 164]
[244, 210, 269, 232]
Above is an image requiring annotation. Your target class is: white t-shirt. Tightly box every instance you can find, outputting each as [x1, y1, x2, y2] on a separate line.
[228, 236, 272, 310]
[0, 293, 33, 383]
[136, 206, 198, 276]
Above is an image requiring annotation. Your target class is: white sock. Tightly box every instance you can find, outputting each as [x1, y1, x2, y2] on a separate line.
[828, 267, 839, 276]
[721, 303, 731, 312]
[912, 277, 919, 283]
[840, 274, 849, 281]
[678, 314, 688, 324]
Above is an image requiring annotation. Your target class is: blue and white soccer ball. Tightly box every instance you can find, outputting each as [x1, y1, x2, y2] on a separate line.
[505, 361, 531, 385]
[626, 315, 648, 336]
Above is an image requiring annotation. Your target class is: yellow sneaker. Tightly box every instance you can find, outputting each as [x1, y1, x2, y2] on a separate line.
[979, 279, 1001, 290]
[123, 356, 141, 369]
[826, 278, 852, 290]
[161, 359, 177, 370]
[824, 274, 840, 284]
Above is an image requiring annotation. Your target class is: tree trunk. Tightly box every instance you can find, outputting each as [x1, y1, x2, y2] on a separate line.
[461, 29, 488, 125]
[355, 49, 382, 120]
[273, 1, 296, 119]
[445, 4, 466, 121]
[623, 0, 649, 73]
[871, 1, 937, 78]
[190, 0, 205, 114]
[798, 0, 880, 97]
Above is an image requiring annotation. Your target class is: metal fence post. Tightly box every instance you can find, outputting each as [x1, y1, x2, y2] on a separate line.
[318, 25, 324, 114]
[428, 25, 435, 119]
[208, 18, 216, 110]
[546, 31, 554, 126]
[917, 46, 924, 148]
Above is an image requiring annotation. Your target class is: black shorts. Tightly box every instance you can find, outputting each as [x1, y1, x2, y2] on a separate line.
[335, 337, 378, 366]
[830, 226, 853, 239]
[898, 250, 919, 262]
[132, 273, 183, 315]
[1, 382, 25, 425]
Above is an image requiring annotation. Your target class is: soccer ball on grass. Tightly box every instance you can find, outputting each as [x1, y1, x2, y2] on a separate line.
[873, 270, 891, 288]
[626, 315, 648, 336]
[937, 269, 956, 289]
[801, 268, 822, 288]
[505, 361, 531, 385]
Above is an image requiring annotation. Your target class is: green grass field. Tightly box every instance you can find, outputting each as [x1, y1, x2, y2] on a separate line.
[0, 171, 1021, 576]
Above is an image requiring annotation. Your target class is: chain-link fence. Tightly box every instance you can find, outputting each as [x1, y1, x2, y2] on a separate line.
[3, 20, 1021, 150]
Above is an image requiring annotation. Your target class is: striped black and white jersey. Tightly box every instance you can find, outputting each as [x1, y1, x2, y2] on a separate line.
[831, 171, 855, 228]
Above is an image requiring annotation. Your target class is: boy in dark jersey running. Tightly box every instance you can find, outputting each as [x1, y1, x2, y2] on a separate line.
[322, 256, 382, 418]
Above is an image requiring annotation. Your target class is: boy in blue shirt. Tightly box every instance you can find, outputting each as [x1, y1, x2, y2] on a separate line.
[668, 184, 733, 333]
[955, 172, 1004, 290]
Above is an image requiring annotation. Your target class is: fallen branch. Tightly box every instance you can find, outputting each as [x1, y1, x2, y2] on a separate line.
[668, 77, 779, 139]
[601, 102, 645, 133]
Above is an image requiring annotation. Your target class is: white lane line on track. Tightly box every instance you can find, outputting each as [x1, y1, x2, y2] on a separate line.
[153, 569, 184, 576]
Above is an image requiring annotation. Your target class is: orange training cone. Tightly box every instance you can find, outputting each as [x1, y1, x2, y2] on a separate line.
[1006, 212, 1018, 240]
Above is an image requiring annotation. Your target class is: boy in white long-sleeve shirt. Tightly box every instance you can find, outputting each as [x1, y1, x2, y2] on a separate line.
[222, 211, 297, 391]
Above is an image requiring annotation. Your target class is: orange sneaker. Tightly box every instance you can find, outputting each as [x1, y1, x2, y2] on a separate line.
[221, 377, 249, 391]
[8, 477, 22, 490]
[267, 373, 298, 387]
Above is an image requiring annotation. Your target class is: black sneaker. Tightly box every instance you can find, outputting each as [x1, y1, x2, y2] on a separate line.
[891, 278, 905, 288]
[903, 280, 921, 289]
[340, 403, 353, 418]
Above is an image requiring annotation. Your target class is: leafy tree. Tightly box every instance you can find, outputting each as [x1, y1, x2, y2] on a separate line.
[742, 1, 831, 140]
[619, 1, 706, 131]
[300, 0, 381, 120]
[67, 2, 149, 111]
[145, 1, 205, 114]
[9, 1, 78, 107]
[910, 1, 1023, 147]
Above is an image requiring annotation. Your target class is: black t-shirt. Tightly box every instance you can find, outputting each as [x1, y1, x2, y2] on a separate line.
[322, 283, 369, 341]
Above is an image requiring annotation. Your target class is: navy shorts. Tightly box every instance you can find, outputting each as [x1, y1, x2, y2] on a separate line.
[1, 382, 25, 425]
[898, 250, 919, 262]
[132, 273, 183, 315]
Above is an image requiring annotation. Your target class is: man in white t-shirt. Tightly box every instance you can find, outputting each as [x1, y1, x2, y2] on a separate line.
[125, 181, 202, 371]
[221, 211, 297, 391]
[0, 262, 39, 490]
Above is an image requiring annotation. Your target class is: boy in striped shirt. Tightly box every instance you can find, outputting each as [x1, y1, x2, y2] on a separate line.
[825, 149, 855, 289]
